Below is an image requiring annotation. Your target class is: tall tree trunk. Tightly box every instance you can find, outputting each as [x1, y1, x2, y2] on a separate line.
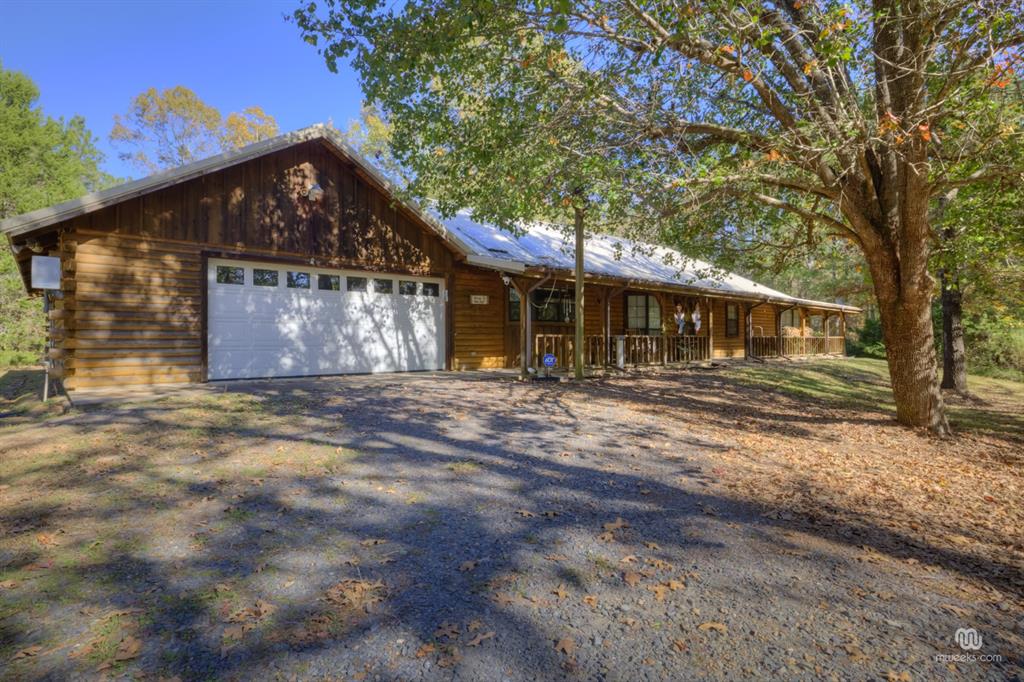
[869, 261, 951, 435]
[574, 205, 585, 380]
[939, 269, 968, 393]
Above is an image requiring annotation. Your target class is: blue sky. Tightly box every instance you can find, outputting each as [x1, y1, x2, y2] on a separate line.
[0, 0, 365, 180]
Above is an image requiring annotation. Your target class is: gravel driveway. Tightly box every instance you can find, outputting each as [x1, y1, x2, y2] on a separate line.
[1, 367, 1020, 680]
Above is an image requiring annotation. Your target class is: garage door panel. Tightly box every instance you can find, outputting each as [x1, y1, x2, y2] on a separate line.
[207, 259, 444, 380]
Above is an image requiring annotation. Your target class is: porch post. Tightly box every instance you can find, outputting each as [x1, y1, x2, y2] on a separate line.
[513, 279, 530, 380]
[744, 304, 752, 359]
[800, 308, 807, 356]
[841, 312, 847, 356]
[706, 296, 714, 360]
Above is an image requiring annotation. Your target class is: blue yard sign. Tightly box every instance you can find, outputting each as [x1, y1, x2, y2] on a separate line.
[542, 353, 557, 368]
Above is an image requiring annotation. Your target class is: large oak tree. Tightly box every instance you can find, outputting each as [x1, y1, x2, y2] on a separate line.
[295, 0, 1024, 434]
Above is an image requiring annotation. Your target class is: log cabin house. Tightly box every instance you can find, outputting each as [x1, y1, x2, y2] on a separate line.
[0, 126, 859, 391]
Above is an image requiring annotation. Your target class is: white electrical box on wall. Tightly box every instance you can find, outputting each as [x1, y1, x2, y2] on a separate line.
[31, 256, 61, 290]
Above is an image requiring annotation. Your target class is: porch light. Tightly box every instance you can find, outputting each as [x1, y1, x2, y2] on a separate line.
[306, 183, 325, 202]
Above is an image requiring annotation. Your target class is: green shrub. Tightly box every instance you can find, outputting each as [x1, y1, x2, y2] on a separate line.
[848, 317, 886, 359]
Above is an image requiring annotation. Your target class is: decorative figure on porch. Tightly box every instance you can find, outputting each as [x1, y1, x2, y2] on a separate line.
[674, 304, 686, 335]
[693, 306, 701, 334]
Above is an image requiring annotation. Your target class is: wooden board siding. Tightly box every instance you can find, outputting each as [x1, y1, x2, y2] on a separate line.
[452, 265, 506, 370]
[750, 303, 778, 338]
[55, 140, 458, 390]
[711, 298, 746, 358]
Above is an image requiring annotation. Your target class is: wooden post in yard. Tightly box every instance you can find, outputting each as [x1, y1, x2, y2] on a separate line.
[574, 206, 585, 381]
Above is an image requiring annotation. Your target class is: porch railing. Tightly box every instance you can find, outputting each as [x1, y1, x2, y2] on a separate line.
[758, 335, 845, 357]
[532, 333, 709, 369]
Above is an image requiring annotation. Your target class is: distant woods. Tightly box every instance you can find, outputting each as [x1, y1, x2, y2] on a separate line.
[110, 86, 280, 172]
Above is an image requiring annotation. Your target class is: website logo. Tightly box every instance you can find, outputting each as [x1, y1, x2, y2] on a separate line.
[955, 628, 983, 651]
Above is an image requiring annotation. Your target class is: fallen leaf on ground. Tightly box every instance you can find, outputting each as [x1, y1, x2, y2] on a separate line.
[467, 631, 495, 647]
[620, 554, 638, 564]
[415, 643, 436, 658]
[437, 647, 462, 668]
[698, 621, 728, 634]
[360, 538, 387, 546]
[12, 645, 42, 660]
[552, 584, 569, 600]
[325, 579, 387, 612]
[113, 635, 142, 661]
[583, 595, 598, 607]
[459, 560, 480, 572]
[644, 541, 661, 550]
[623, 571, 642, 587]
[434, 621, 460, 639]
[886, 672, 912, 682]
[603, 517, 629, 531]
[515, 509, 536, 518]
[672, 638, 688, 653]
[0, 580, 18, 589]
[598, 531, 615, 542]
[554, 636, 576, 655]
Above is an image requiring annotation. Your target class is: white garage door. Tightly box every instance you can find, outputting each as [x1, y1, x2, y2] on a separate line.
[207, 258, 445, 380]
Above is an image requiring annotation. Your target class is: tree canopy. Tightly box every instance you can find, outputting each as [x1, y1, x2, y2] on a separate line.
[111, 86, 280, 172]
[295, 0, 1024, 433]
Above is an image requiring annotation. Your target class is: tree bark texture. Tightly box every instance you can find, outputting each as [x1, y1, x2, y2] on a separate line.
[940, 269, 968, 393]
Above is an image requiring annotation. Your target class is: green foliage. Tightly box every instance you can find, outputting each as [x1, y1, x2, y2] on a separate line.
[0, 63, 106, 217]
[848, 317, 886, 360]
[110, 86, 279, 172]
[1, 63, 110, 360]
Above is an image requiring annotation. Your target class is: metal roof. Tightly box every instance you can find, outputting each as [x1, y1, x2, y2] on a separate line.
[441, 211, 860, 313]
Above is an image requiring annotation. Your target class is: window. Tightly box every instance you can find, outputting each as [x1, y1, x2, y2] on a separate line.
[508, 287, 521, 321]
[287, 271, 310, 289]
[399, 280, 418, 295]
[253, 269, 278, 287]
[725, 303, 740, 337]
[827, 315, 841, 336]
[780, 308, 797, 329]
[626, 294, 660, 334]
[808, 314, 824, 336]
[421, 282, 440, 297]
[216, 266, 244, 285]
[373, 278, 393, 294]
[318, 274, 340, 291]
[346, 276, 367, 292]
[532, 287, 574, 323]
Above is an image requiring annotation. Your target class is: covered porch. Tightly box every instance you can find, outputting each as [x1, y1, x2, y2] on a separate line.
[503, 274, 848, 371]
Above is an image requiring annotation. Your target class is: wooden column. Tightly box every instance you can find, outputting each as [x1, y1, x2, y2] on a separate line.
[706, 296, 714, 359]
[574, 206, 585, 380]
[841, 312, 847, 356]
[513, 279, 530, 380]
[744, 304, 752, 359]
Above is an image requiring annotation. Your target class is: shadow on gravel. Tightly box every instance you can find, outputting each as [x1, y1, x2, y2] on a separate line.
[0, 370, 1020, 680]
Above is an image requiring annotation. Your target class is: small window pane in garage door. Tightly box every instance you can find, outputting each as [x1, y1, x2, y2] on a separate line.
[287, 271, 310, 288]
[373, 278, 393, 294]
[217, 266, 244, 285]
[421, 282, 440, 297]
[398, 280, 418, 295]
[318, 274, 340, 291]
[347, 276, 368, 292]
[253, 269, 278, 287]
